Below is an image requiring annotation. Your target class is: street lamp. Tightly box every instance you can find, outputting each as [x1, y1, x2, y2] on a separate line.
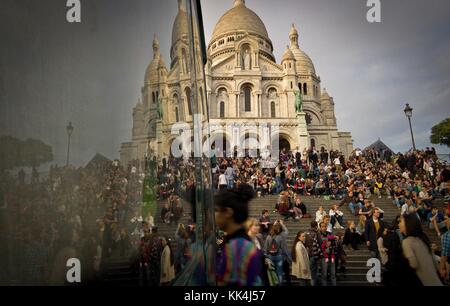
[66, 122, 74, 166]
[403, 104, 416, 151]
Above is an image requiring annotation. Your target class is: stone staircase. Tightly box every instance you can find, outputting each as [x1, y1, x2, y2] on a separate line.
[249, 195, 373, 286]
[100, 194, 445, 286]
[98, 257, 138, 286]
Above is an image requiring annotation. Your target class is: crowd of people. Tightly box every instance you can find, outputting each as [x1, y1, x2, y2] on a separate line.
[0, 156, 154, 285]
[1, 144, 449, 286]
[212, 146, 450, 286]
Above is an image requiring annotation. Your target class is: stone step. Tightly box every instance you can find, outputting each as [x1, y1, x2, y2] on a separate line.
[343, 266, 371, 274]
[104, 269, 135, 277]
[337, 280, 378, 286]
[346, 260, 370, 267]
[337, 273, 369, 282]
[100, 278, 139, 285]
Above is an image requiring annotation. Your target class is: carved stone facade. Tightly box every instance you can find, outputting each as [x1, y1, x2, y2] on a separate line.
[120, 0, 353, 164]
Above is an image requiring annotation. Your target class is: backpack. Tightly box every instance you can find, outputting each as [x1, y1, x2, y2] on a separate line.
[268, 236, 280, 255]
[304, 230, 323, 259]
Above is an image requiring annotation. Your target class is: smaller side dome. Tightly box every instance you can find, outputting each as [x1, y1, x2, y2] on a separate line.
[144, 35, 167, 84]
[321, 88, 330, 100]
[282, 45, 295, 62]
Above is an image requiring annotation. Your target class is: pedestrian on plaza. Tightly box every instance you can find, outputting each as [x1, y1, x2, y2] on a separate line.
[365, 207, 386, 258]
[400, 213, 443, 286]
[291, 231, 312, 286]
[215, 184, 263, 286]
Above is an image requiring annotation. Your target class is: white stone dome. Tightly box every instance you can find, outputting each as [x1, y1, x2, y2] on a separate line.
[321, 88, 330, 99]
[290, 47, 316, 74]
[145, 36, 167, 84]
[145, 56, 166, 84]
[171, 2, 189, 48]
[211, 0, 269, 41]
[282, 46, 295, 62]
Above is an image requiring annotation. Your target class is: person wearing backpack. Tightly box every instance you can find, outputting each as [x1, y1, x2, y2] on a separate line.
[264, 220, 289, 285]
[304, 221, 323, 286]
[320, 226, 337, 286]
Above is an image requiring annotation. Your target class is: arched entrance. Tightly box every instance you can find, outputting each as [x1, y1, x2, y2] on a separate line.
[310, 138, 316, 150]
[240, 133, 260, 157]
[210, 133, 231, 158]
[279, 137, 291, 152]
[271, 134, 292, 156]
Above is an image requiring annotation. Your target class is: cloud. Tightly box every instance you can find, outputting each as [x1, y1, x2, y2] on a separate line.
[1, 0, 449, 166]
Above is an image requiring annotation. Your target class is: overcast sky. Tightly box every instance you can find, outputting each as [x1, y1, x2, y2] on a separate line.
[1, 0, 449, 167]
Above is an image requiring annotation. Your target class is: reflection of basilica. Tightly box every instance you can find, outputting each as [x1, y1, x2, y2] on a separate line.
[120, 0, 353, 164]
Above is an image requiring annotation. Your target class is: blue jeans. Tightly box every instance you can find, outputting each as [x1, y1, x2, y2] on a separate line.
[348, 202, 362, 215]
[268, 254, 284, 285]
[227, 179, 234, 189]
[275, 177, 282, 193]
[321, 259, 336, 286]
[330, 215, 344, 227]
[393, 199, 402, 208]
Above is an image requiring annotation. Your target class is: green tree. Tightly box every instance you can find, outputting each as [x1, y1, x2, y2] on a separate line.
[0, 136, 21, 170]
[0, 136, 53, 170]
[430, 118, 450, 147]
[19, 138, 54, 167]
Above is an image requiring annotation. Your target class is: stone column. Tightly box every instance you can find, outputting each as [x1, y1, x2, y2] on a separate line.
[235, 93, 240, 118]
[236, 51, 241, 68]
[296, 112, 309, 153]
[258, 94, 261, 117]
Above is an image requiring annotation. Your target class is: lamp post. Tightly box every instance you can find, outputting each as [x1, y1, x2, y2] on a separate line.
[403, 104, 416, 151]
[66, 122, 74, 167]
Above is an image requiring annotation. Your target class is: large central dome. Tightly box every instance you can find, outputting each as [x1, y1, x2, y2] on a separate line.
[211, 0, 269, 41]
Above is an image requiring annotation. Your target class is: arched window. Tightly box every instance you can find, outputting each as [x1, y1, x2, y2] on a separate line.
[152, 92, 156, 104]
[220, 102, 225, 118]
[291, 82, 293, 89]
[156, 91, 159, 102]
[303, 83, 308, 95]
[305, 113, 313, 125]
[175, 107, 179, 122]
[243, 85, 251, 112]
[185, 88, 192, 116]
[298, 83, 302, 94]
[270, 102, 276, 118]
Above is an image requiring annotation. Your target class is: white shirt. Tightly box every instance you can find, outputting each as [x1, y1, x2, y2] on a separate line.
[218, 174, 227, 185]
[401, 204, 409, 215]
[316, 210, 326, 223]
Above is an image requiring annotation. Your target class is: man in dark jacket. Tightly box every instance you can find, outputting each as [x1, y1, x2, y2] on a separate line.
[365, 207, 386, 258]
[304, 221, 323, 286]
[406, 153, 417, 176]
[396, 153, 406, 170]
